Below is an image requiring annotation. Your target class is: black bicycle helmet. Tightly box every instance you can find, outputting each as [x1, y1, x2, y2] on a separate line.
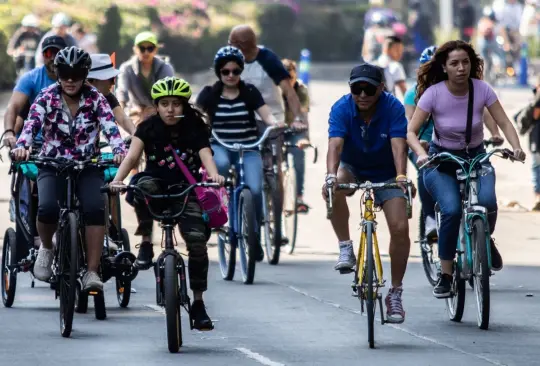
[54, 46, 92, 71]
[213, 46, 245, 77]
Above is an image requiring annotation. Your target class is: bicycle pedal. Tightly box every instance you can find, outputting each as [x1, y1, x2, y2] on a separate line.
[339, 268, 354, 275]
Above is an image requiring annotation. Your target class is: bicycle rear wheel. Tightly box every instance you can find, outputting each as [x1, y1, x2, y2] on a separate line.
[282, 167, 298, 255]
[365, 223, 376, 349]
[59, 212, 79, 338]
[472, 218, 490, 330]
[2, 228, 17, 308]
[445, 262, 466, 323]
[263, 177, 283, 265]
[419, 208, 439, 286]
[164, 255, 182, 353]
[238, 189, 256, 284]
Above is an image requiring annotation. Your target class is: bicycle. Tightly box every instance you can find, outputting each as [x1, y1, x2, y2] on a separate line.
[281, 129, 318, 255]
[211, 126, 277, 284]
[101, 181, 220, 353]
[420, 147, 521, 330]
[326, 180, 413, 349]
[13, 155, 117, 337]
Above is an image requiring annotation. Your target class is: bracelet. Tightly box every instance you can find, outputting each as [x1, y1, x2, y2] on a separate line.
[3, 129, 15, 136]
[396, 174, 407, 181]
[325, 173, 337, 183]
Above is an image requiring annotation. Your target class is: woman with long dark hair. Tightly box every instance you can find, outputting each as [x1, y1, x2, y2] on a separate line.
[407, 40, 525, 298]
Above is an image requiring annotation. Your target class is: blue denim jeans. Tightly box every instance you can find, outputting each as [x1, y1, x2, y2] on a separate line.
[423, 144, 498, 260]
[408, 150, 436, 218]
[212, 144, 264, 228]
[532, 153, 540, 194]
[286, 132, 306, 197]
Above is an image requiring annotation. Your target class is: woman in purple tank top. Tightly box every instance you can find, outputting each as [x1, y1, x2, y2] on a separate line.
[406, 40, 526, 299]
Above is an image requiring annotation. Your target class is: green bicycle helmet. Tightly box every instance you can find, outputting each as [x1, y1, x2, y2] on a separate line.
[151, 76, 192, 101]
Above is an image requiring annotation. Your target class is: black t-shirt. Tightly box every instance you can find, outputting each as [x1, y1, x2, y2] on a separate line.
[134, 114, 211, 183]
[105, 93, 120, 110]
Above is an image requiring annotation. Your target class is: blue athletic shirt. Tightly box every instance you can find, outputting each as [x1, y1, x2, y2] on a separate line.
[14, 66, 55, 142]
[328, 92, 407, 182]
[403, 83, 434, 142]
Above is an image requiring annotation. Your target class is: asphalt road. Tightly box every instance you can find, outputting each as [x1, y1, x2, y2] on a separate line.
[0, 81, 540, 366]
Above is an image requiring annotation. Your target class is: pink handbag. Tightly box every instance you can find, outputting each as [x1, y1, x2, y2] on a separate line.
[168, 145, 228, 228]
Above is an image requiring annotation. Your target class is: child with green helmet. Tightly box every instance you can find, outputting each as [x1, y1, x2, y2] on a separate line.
[110, 76, 224, 331]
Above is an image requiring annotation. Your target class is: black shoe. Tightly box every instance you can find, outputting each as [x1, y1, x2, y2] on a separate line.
[433, 273, 452, 298]
[135, 241, 154, 269]
[490, 238, 503, 271]
[191, 300, 214, 331]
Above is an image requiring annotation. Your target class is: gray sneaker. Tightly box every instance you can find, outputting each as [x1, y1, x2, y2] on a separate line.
[334, 242, 356, 272]
[33, 247, 54, 281]
[82, 271, 103, 292]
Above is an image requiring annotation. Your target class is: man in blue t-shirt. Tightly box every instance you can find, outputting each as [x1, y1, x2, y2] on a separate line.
[323, 64, 412, 324]
[2, 35, 66, 148]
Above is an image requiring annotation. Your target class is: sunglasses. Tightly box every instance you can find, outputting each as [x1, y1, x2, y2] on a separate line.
[221, 68, 242, 76]
[56, 65, 87, 82]
[138, 45, 156, 53]
[350, 82, 378, 96]
[43, 48, 59, 59]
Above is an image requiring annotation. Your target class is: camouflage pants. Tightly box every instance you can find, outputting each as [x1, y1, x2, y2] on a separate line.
[133, 176, 211, 292]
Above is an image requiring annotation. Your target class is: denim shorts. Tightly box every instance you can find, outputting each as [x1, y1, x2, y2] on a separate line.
[339, 162, 406, 206]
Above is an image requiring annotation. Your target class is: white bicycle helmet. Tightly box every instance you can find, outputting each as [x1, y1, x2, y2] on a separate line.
[22, 14, 39, 28]
[51, 12, 71, 28]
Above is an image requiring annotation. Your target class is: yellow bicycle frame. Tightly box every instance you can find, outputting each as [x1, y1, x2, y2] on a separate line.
[355, 192, 385, 295]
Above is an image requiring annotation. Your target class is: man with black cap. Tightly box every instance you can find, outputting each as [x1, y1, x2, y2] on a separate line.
[323, 63, 412, 324]
[3, 35, 67, 148]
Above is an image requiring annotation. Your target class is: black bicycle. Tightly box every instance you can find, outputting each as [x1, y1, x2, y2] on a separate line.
[16, 155, 117, 337]
[102, 181, 219, 353]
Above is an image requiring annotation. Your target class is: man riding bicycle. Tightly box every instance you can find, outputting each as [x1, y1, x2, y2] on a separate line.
[12, 46, 126, 292]
[323, 64, 413, 324]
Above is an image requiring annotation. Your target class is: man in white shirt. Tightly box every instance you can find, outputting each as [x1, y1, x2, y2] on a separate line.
[375, 36, 407, 97]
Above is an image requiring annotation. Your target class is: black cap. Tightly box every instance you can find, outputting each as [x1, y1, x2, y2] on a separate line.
[42, 36, 67, 52]
[349, 64, 383, 87]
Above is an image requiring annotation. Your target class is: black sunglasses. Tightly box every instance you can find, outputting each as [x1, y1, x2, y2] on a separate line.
[221, 68, 242, 76]
[56, 65, 87, 82]
[138, 45, 156, 53]
[350, 82, 378, 96]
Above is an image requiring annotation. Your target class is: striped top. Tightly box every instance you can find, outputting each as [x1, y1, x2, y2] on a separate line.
[212, 96, 259, 143]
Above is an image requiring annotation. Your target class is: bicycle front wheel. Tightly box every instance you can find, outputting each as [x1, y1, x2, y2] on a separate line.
[365, 223, 376, 349]
[263, 178, 283, 265]
[282, 167, 298, 255]
[164, 255, 182, 353]
[472, 218, 490, 330]
[238, 189, 257, 284]
[445, 263, 466, 323]
[59, 212, 79, 338]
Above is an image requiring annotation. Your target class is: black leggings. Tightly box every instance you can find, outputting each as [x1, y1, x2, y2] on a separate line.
[36, 167, 105, 226]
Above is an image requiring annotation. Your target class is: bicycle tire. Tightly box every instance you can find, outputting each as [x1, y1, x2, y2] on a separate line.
[283, 167, 298, 255]
[419, 208, 438, 286]
[164, 255, 182, 353]
[263, 177, 283, 265]
[59, 212, 79, 338]
[238, 189, 257, 284]
[75, 281, 88, 313]
[445, 264, 466, 323]
[2, 228, 17, 308]
[366, 223, 376, 349]
[472, 218, 490, 330]
[94, 292, 107, 320]
[217, 229, 236, 281]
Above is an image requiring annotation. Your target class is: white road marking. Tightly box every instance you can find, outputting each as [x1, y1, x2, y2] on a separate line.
[271, 280, 507, 366]
[144, 304, 166, 315]
[235, 347, 286, 366]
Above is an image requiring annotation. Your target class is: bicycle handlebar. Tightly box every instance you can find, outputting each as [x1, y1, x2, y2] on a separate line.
[419, 148, 521, 170]
[13, 155, 117, 170]
[211, 126, 279, 151]
[101, 182, 220, 220]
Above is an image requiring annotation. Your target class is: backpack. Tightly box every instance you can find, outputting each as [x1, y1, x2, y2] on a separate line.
[513, 101, 536, 136]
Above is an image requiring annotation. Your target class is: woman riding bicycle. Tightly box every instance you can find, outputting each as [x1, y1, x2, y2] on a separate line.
[196, 46, 286, 261]
[12, 46, 126, 292]
[109, 76, 224, 330]
[406, 40, 525, 298]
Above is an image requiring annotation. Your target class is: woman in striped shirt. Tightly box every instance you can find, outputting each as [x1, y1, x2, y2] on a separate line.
[196, 46, 285, 261]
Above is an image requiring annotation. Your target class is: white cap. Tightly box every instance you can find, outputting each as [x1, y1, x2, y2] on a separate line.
[51, 12, 71, 27]
[22, 14, 39, 28]
[87, 54, 121, 80]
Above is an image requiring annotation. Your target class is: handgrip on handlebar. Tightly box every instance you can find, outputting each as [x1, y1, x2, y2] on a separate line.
[326, 186, 333, 220]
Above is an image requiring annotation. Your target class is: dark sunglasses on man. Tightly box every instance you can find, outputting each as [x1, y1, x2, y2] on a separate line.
[43, 48, 60, 59]
[220, 68, 242, 76]
[349, 82, 378, 97]
[138, 44, 156, 53]
[56, 64, 88, 82]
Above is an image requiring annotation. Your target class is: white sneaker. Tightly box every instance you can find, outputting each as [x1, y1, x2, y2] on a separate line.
[33, 246, 54, 281]
[425, 215, 437, 238]
[334, 241, 356, 272]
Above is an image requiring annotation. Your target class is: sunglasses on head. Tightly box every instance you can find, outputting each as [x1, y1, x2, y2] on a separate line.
[350, 82, 378, 96]
[221, 68, 242, 76]
[138, 44, 156, 53]
[43, 48, 59, 59]
[56, 65, 87, 82]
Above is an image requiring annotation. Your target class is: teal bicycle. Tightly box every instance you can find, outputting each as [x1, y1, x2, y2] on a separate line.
[420, 147, 521, 330]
